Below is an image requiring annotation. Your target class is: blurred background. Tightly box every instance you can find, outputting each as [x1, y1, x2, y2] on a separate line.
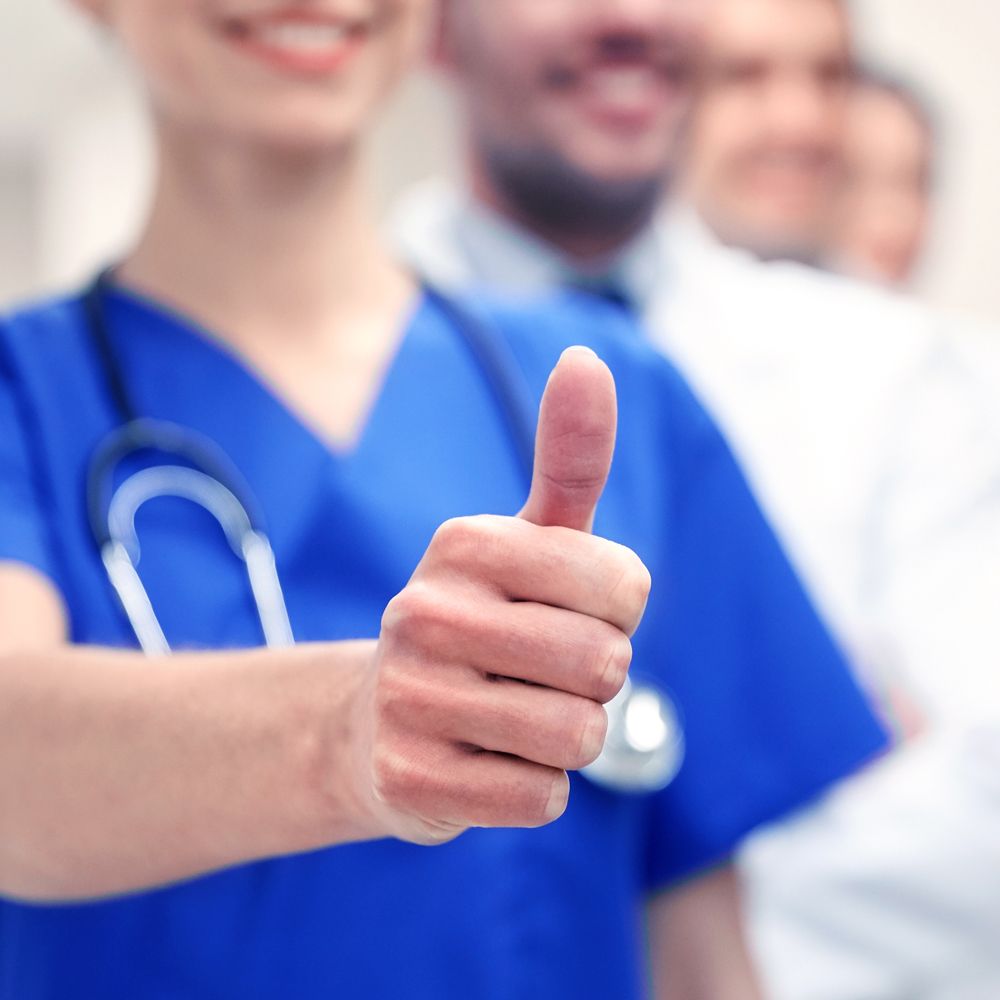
[2, 0, 1000, 325]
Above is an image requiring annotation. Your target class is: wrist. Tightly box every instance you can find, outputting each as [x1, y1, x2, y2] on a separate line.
[284, 641, 387, 849]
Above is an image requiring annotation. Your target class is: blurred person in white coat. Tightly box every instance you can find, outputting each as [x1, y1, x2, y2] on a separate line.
[390, 0, 1000, 997]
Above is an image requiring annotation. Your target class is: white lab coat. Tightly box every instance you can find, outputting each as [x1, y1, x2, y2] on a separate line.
[390, 178, 1000, 1000]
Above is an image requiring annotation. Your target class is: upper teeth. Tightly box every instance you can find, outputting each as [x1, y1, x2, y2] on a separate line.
[253, 23, 349, 51]
[591, 68, 657, 104]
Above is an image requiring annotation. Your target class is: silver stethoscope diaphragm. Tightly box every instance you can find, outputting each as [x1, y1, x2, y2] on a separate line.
[582, 677, 685, 793]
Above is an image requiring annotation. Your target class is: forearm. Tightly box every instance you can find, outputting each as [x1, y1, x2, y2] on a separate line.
[649, 864, 764, 1000]
[0, 641, 376, 903]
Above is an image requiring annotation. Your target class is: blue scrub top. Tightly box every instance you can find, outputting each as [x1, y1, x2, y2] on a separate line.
[0, 286, 886, 1000]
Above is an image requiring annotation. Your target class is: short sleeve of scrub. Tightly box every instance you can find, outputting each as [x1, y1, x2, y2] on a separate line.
[486, 293, 887, 891]
[0, 328, 56, 582]
[641, 357, 889, 889]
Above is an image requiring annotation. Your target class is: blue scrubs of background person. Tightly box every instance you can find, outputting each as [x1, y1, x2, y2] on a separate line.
[0, 283, 886, 999]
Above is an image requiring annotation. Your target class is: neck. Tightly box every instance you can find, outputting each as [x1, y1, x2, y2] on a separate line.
[119, 123, 409, 342]
[467, 143, 660, 269]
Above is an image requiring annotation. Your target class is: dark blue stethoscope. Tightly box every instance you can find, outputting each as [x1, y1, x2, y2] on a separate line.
[83, 269, 683, 792]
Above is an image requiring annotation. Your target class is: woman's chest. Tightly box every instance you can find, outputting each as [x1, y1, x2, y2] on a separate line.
[42, 396, 528, 649]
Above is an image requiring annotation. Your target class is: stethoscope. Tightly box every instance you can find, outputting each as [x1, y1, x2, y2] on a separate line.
[83, 270, 684, 793]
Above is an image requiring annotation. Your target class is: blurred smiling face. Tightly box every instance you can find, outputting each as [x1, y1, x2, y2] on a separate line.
[74, 0, 430, 150]
[686, 0, 853, 260]
[442, 0, 703, 192]
[832, 86, 934, 286]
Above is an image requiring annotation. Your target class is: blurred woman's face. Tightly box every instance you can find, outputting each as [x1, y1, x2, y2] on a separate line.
[78, 0, 429, 150]
[831, 87, 933, 286]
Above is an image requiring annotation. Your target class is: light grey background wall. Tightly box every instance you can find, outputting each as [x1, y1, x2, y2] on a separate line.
[2, 0, 998, 325]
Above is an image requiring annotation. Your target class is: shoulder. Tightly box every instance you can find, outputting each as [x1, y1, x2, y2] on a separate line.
[665, 228, 939, 369]
[4, 292, 88, 336]
[752, 259, 930, 341]
[0, 291, 99, 440]
[0, 292, 90, 371]
[657, 237, 967, 455]
[451, 288, 686, 386]
[667, 217, 923, 328]
[440, 288, 709, 431]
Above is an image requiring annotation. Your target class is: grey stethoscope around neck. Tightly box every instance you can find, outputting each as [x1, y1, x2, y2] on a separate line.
[82, 270, 684, 794]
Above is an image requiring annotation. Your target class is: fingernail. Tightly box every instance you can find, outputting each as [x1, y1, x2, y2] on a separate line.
[562, 345, 598, 360]
[581, 706, 610, 764]
[603, 636, 633, 700]
[544, 776, 570, 823]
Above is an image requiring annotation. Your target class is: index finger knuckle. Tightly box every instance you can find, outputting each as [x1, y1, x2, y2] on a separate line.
[381, 583, 446, 642]
[605, 547, 652, 634]
[429, 515, 509, 576]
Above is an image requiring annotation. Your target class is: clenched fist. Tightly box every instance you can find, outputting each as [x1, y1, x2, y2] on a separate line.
[355, 347, 651, 845]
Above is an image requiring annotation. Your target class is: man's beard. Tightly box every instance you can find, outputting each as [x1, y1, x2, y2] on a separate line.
[478, 137, 667, 258]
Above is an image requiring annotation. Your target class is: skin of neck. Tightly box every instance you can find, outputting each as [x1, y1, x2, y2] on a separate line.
[119, 119, 412, 346]
[465, 138, 664, 270]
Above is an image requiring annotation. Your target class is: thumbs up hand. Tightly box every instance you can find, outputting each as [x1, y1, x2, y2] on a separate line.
[359, 349, 651, 845]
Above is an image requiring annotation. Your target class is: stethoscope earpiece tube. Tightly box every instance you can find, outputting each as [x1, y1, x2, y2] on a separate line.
[422, 286, 537, 478]
[83, 273, 292, 655]
[89, 430, 295, 655]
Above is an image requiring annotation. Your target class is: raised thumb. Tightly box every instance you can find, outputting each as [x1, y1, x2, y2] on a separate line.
[518, 347, 617, 533]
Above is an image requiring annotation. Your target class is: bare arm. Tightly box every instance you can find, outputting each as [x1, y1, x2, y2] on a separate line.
[0, 564, 379, 901]
[648, 864, 764, 1000]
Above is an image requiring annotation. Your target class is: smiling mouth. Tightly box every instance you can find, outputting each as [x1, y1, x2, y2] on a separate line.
[546, 44, 693, 128]
[560, 63, 688, 129]
[222, 9, 368, 76]
[589, 67, 661, 107]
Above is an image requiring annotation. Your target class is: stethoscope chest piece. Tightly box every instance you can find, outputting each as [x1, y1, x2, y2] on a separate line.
[582, 678, 685, 793]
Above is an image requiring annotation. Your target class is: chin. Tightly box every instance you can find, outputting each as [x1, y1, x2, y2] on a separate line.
[225, 101, 370, 153]
[566, 143, 671, 191]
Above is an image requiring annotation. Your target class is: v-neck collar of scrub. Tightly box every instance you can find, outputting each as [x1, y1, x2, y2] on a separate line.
[96, 283, 432, 555]
[101, 281, 430, 463]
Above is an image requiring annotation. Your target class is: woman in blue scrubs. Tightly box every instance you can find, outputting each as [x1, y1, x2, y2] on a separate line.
[0, 1, 886, 998]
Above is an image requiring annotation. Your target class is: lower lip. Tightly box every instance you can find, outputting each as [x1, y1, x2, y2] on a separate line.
[227, 29, 365, 77]
[579, 95, 670, 133]
[575, 78, 679, 131]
